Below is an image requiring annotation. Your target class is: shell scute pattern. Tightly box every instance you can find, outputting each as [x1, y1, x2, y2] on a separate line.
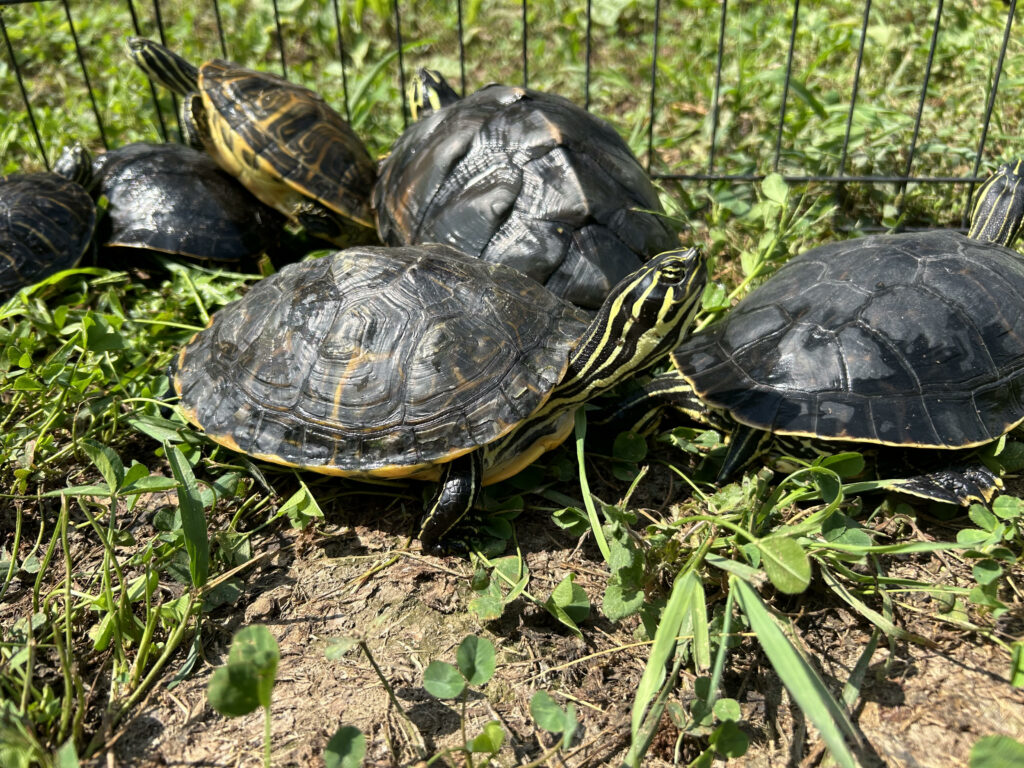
[375, 84, 676, 309]
[674, 231, 1024, 448]
[0, 173, 95, 298]
[174, 245, 590, 475]
[92, 142, 284, 262]
[202, 61, 375, 223]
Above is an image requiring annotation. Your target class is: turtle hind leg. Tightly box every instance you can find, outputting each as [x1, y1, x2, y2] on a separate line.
[889, 462, 1000, 506]
[419, 451, 484, 555]
[294, 202, 378, 247]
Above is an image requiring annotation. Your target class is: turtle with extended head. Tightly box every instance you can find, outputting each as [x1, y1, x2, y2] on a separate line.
[172, 244, 705, 551]
[126, 36, 377, 247]
[374, 69, 678, 310]
[615, 160, 1024, 505]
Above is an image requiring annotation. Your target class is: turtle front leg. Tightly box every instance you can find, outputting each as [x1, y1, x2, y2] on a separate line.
[599, 370, 714, 435]
[420, 451, 484, 554]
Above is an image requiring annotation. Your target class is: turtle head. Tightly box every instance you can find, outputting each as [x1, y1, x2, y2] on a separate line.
[409, 68, 461, 121]
[126, 36, 200, 95]
[53, 142, 93, 188]
[968, 159, 1024, 248]
[566, 247, 706, 397]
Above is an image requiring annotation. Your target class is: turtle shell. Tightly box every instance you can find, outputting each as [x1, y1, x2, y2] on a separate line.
[374, 84, 677, 310]
[0, 172, 96, 299]
[173, 244, 590, 477]
[198, 60, 377, 231]
[672, 231, 1024, 449]
[91, 142, 286, 263]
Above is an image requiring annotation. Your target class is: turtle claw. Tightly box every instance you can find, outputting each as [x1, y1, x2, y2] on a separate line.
[889, 463, 1000, 506]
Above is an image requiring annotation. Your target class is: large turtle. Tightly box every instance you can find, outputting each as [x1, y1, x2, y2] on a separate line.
[82, 142, 287, 265]
[373, 69, 678, 310]
[618, 160, 1024, 505]
[172, 244, 705, 551]
[0, 148, 96, 301]
[126, 37, 377, 247]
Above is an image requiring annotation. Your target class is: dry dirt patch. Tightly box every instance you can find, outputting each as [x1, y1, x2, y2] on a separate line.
[90, 498, 1024, 768]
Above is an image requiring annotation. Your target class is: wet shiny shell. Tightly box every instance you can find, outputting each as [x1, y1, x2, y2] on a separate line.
[0, 172, 96, 299]
[92, 142, 286, 262]
[374, 85, 676, 310]
[199, 60, 377, 229]
[673, 231, 1024, 448]
[173, 244, 590, 476]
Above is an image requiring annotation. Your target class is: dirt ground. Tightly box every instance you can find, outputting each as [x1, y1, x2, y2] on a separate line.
[68, 467, 1022, 768]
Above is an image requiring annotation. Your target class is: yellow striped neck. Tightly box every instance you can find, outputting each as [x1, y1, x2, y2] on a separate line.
[968, 158, 1024, 247]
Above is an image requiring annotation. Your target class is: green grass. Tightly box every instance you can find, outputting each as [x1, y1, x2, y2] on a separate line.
[2, 1, 1024, 765]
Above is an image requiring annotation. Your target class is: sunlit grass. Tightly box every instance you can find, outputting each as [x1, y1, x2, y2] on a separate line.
[2, 1, 1023, 765]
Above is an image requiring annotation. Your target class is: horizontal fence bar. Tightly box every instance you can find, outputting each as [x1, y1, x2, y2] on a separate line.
[652, 173, 988, 185]
[0, 0, 1019, 224]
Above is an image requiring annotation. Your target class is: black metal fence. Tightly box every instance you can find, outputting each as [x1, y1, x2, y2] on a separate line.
[1, 0, 1021, 228]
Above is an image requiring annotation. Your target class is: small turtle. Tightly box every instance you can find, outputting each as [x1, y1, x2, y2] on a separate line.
[83, 142, 287, 265]
[172, 244, 705, 551]
[127, 37, 377, 247]
[616, 160, 1024, 505]
[0, 147, 96, 300]
[374, 69, 678, 309]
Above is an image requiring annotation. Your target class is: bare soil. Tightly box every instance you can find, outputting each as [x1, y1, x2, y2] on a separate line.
[83, 474, 1024, 767]
[4, 456, 1022, 767]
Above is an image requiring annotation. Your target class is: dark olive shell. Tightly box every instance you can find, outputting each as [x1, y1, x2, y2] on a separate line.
[200, 60, 377, 229]
[91, 142, 286, 262]
[374, 84, 677, 309]
[0, 172, 96, 299]
[673, 231, 1024, 448]
[173, 244, 590, 475]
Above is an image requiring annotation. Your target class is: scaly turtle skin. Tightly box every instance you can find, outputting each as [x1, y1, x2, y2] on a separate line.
[173, 243, 705, 550]
[619, 160, 1024, 505]
[82, 142, 287, 264]
[0, 149, 96, 300]
[127, 37, 377, 247]
[374, 69, 678, 310]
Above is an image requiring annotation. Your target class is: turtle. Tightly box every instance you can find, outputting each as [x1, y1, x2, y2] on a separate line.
[126, 36, 377, 247]
[0, 147, 96, 301]
[373, 69, 679, 310]
[612, 159, 1024, 506]
[73, 141, 288, 266]
[172, 243, 705, 551]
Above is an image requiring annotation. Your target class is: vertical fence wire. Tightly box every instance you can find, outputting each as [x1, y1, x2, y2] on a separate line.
[707, 0, 728, 175]
[0, 9, 47, 168]
[773, 0, 800, 173]
[62, 0, 107, 150]
[894, 0, 943, 223]
[0, 0, 1017, 212]
[963, 0, 1017, 226]
[331, 0, 352, 122]
[125, 0, 169, 142]
[836, 1, 870, 179]
[457, 0, 466, 96]
[521, 0, 528, 87]
[584, 0, 591, 110]
[393, 0, 407, 129]
[211, 0, 227, 57]
[271, 0, 287, 77]
[645, 0, 660, 173]
[151, 0, 185, 141]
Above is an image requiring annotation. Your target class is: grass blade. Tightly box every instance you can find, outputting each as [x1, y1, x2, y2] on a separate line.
[630, 570, 699, 741]
[732, 576, 862, 768]
[165, 442, 209, 588]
